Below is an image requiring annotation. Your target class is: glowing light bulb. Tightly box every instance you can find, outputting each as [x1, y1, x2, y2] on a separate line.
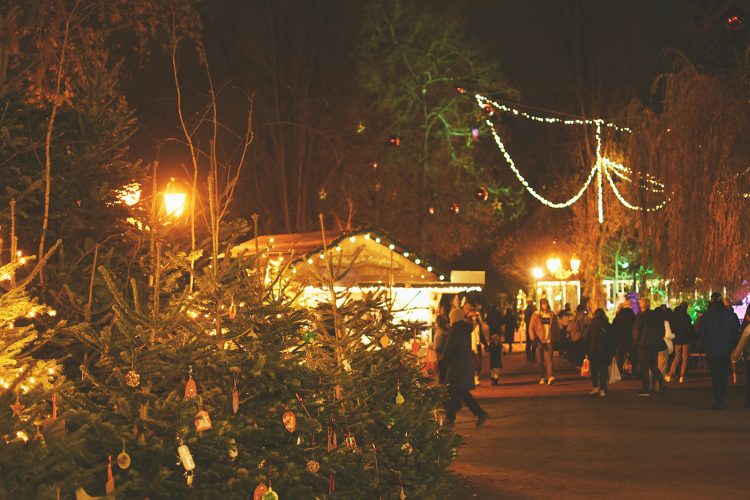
[532, 267, 544, 280]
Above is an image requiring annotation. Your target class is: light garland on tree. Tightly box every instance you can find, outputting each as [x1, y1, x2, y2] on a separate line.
[475, 94, 670, 223]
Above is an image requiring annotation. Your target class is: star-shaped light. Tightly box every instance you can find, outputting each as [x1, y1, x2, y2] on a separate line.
[492, 200, 503, 211]
[318, 188, 328, 200]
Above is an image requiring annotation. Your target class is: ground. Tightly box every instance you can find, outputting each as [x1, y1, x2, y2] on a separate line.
[448, 348, 748, 500]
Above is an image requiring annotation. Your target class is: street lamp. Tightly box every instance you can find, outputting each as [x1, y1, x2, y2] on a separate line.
[163, 178, 187, 218]
[532, 267, 544, 280]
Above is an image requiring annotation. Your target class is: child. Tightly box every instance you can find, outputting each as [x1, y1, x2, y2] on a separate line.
[488, 334, 503, 385]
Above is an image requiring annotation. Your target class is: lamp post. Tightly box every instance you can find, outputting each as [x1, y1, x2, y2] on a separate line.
[538, 254, 582, 310]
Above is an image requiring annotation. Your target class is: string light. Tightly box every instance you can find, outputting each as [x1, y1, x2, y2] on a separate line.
[475, 94, 669, 223]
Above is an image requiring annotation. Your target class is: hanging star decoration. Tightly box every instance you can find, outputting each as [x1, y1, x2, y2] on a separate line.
[491, 200, 503, 212]
[10, 395, 24, 417]
[318, 188, 328, 201]
[475, 94, 669, 223]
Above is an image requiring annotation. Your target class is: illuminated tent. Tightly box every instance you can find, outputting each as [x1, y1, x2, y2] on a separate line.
[232, 228, 484, 325]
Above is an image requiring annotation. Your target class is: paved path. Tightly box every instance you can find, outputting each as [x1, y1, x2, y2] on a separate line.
[449, 350, 748, 499]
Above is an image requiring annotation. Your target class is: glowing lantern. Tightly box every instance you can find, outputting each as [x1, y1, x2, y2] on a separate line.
[163, 178, 187, 218]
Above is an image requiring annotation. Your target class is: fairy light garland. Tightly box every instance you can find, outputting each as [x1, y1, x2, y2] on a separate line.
[475, 94, 669, 223]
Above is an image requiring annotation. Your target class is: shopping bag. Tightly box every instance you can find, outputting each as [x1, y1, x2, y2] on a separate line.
[608, 357, 622, 384]
[623, 356, 633, 376]
[580, 356, 590, 377]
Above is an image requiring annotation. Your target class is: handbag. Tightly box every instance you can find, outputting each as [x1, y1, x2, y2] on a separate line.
[580, 356, 590, 377]
[608, 357, 622, 384]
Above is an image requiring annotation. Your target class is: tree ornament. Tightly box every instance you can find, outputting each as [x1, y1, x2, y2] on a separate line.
[262, 487, 279, 500]
[386, 418, 395, 430]
[475, 186, 489, 201]
[117, 439, 131, 469]
[253, 484, 268, 500]
[9, 393, 24, 417]
[448, 202, 460, 214]
[194, 409, 212, 432]
[471, 128, 480, 142]
[232, 385, 240, 415]
[228, 301, 237, 320]
[726, 9, 745, 30]
[379, 335, 390, 348]
[177, 438, 196, 486]
[345, 432, 357, 450]
[306, 459, 320, 473]
[367, 160, 379, 170]
[356, 121, 366, 134]
[334, 384, 343, 400]
[395, 379, 405, 405]
[105, 456, 115, 495]
[387, 135, 401, 146]
[492, 200, 503, 211]
[228, 438, 238, 461]
[400, 487, 407, 500]
[327, 426, 337, 451]
[303, 331, 317, 344]
[282, 411, 296, 433]
[318, 188, 328, 200]
[184, 366, 197, 400]
[455, 86, 466, 94]
[342, 359, 352, 372]
[427, 206, 435, 215]
[125, 369, 141, 388]
[411, 338, 421, 354]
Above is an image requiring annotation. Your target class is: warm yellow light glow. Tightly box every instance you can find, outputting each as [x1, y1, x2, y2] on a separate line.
[307, 258, 314, 264]
[48, 309, 57, 317]
[164, 192, 187, 218]
[415, 259, 421, 265]
[364, 233, 371, 240]
[546, 256, 561, 274]
[18, 257, 27, 265]
[532, 267, 545, 279]
[118, 183, 142, 206]
[16, 431, 29, 442]
[570, 256, 581, 274]
[163, 178, 187, 218]
[388, 244, 395, 250]
[349, 236, 355, 242]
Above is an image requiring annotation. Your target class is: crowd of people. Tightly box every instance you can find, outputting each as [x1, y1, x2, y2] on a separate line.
[432, 291, 750, 424]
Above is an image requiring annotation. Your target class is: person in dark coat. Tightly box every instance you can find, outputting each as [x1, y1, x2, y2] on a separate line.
[503, 307, 517, 351]
[584, 309, 616, 397]
[612, 301, 636, 372]
[633, 298, 668, 396]
[666, 302, 695, 383]
[442, 308, 489, 425]
[488, 334, 503, 385]
[524, 300, 537, 361]
[697, 292, 740, 409]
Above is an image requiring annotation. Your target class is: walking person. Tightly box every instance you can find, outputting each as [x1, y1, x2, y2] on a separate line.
[732, 310, 750, 408]
[584, 309, 616, 397]
[488, 334, 503, 385]
[612, 301, 636, 372]
[633, 298, 668, 396]
[530, 298, 560, 384]
[469, 311, 489, 386]
[503, 307, 517, 352]
[697, 292, 740, 409]
[433, 313, 450, 384]
[666, 302, 694, 383]
[524, 300, 537, 361]
[441, 308, 489, 426]
[565, 304, 589, 367]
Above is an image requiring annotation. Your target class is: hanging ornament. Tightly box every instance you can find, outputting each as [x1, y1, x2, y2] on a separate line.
[401, 433, 413, 455]
[400, 487, 407, 500]
[395, 379, 405, 405]
[492, 200, 503, 212]
[9, 393, 24, 417]
[262, 488, 279, 500]
[474, 186, 489, 201]
[117, 439, 131, 469]
[342, 359, 352, 372]
[177, 438, 196, 486]
[386, 418, 395, 430]
[448, 202, 460, 214]
[327, 426, 337, 451]
[387, 135, 401, 146]
[455, 86, 466, 94]
[356, 121, 366, 134]
[471, 128, 480, 142]
[228, 438, 238, 461]
[228, 301, 237, 320]
[105, 456, 115, 495]
[125, 369, 141, 388]
[303, 331, 317, 344]
[282, 411, 297, 433]
[411, 338, 421, 354]
[194, 409, 213, 432]
[427, 206, 435, 215]
[334, 384, 343, 400]
[318, 188, 328, 200]
[306, 459, 320, 473]
[184, 366, 197, 400]
[726, 9, 745, 30]
[483, 102, 495, 116]
[345, 432, 357, 450]
[232, 382, 240, 415]
[253, 483, 268, 500]
[367, 160, 379, 170]
[379, 335, 390, 348]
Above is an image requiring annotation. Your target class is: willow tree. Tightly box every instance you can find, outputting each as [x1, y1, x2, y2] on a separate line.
[625, 50, 750, 291]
